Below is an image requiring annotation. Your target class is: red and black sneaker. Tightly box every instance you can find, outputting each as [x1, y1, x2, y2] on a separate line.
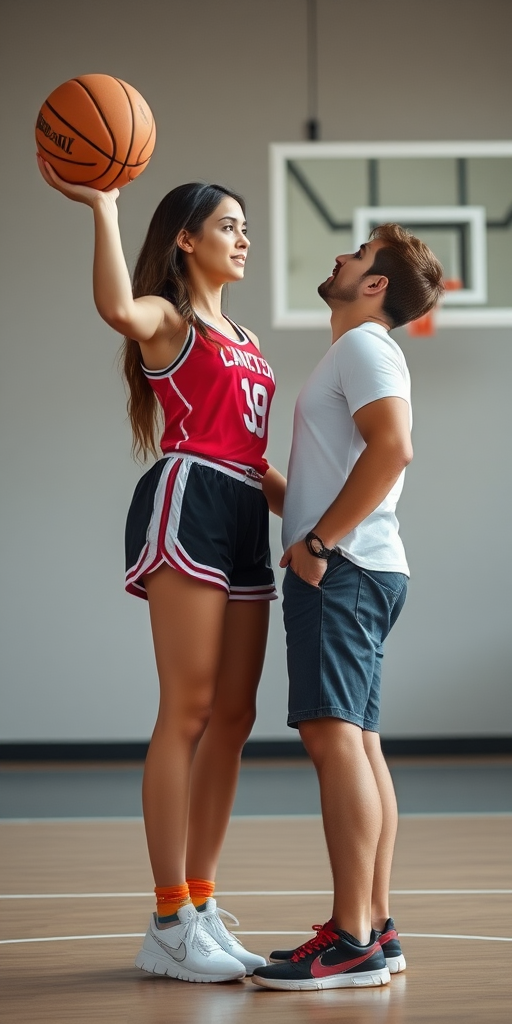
[374, 917, 406, 974]
[252, 922, 390, 990]
[269, 916, 406, 974]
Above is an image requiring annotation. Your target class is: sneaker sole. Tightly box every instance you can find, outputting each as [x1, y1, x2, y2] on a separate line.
[134, 950, 245, 983]
[386, 953, 406, 974]
[252, 967, 391, 991]
[199, 944, 265, 976]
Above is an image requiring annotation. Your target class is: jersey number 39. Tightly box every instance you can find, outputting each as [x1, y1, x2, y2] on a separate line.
[241, 378, 268, 439]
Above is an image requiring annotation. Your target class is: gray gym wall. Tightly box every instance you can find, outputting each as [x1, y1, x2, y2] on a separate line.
[1, 0, 511, 745]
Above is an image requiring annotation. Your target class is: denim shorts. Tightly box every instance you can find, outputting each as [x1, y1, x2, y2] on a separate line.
[283, 554, 408, 732]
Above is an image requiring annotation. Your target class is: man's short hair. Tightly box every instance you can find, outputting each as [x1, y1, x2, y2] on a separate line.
[365, 224, 445, 328]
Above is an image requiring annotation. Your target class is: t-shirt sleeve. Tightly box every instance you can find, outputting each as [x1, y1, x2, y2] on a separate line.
[333, 328, 410, 417]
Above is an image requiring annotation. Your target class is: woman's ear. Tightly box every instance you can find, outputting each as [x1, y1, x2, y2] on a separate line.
[177, 229, 194, 253]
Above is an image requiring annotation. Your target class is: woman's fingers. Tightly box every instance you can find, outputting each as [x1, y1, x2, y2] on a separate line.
[36, 155, 119, 205]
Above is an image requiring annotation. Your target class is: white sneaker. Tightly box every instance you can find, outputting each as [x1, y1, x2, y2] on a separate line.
[198, 897, 267, 975]
[134, 903, 246, 983]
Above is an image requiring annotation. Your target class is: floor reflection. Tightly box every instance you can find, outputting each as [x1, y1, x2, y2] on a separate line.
[126, 970, 407, 1024]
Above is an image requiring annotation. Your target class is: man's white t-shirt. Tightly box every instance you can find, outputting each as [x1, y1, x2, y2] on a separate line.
[282, 322, 411, 575]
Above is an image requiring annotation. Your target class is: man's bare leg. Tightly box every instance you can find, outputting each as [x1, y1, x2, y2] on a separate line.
[299, 717, 382, 945]
[362, 730, 399, 931]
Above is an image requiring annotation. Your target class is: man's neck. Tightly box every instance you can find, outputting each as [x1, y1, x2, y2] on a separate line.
[329, 306, 390, 344]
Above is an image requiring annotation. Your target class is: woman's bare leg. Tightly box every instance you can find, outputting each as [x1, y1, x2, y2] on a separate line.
[186, 599, 269, 881]
[142, 564, 228, 886]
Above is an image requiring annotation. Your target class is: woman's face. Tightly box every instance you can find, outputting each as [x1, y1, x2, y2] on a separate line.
[180, 196, 250, 285]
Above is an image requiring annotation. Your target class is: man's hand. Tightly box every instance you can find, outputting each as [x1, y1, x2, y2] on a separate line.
[280, 541, 327, 588]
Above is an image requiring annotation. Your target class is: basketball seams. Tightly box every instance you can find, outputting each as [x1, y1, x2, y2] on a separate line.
[72, 77, 119, 187]
[115, 79, 136, 179]
[35, 141, 97, 167]
[115, 78, 155, 168]
[73, 78, 118, 163]
[136, 115, 156, 164]
[42, 100, 114, 163]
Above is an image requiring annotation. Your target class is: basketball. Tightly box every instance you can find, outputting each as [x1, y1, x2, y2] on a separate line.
[35, 74, 156, 190]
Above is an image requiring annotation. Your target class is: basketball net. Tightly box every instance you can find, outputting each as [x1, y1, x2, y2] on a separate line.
[406, 279, 462, 336]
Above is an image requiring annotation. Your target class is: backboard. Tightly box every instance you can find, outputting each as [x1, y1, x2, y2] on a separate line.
[270, 141, 512, 328]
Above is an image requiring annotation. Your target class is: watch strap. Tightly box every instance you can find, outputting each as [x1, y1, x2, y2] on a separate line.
[304, 531, 335, 559]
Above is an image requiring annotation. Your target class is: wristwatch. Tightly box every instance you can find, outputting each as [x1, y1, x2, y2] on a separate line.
[304, 531, 335, 559]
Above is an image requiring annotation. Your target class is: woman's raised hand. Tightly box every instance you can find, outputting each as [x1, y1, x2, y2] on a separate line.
[36, 155, 120, 207]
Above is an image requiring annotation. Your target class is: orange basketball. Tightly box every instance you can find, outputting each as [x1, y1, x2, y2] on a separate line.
[35, 74, 156, 190]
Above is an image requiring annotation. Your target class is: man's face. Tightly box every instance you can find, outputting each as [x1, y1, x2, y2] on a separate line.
[318, 239, 384, 304]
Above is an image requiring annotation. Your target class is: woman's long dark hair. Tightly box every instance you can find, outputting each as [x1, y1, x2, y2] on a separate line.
[122, 182, 246, 459]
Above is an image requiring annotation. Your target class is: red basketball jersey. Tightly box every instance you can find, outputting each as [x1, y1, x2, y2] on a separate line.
[143, 320, 275, 477]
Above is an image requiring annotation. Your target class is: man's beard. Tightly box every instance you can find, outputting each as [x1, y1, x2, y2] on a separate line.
[318, 276, 360, 304]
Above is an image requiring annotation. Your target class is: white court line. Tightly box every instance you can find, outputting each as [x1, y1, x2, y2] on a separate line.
[1, 889, 511, 899]
[1, 931, 511, 946]
[1, 933, 145, 944]
[391, 889, 512, 896]
[0, 892, 153, 899]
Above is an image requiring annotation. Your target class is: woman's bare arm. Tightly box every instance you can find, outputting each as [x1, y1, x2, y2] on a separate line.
[37, 157, 181, 351]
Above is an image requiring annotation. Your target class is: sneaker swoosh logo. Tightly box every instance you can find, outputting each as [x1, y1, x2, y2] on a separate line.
[311, 944, 379, 979]
[155, 934, 187, 963]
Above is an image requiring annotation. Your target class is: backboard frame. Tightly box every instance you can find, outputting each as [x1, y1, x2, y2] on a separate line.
[269, 141, 512, 329]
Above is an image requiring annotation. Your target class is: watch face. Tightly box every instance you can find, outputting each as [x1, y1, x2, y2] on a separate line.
[311, 537, 323, 554]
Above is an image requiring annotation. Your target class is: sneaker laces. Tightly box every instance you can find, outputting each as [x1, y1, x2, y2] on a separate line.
[203, 905, 241, 945]
[167, 910, 219, 957]
[291, 922, 339, 962]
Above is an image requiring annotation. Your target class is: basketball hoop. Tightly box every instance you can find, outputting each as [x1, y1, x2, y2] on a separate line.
[406, 278, 462, 337]
[406, 310, 436, 337]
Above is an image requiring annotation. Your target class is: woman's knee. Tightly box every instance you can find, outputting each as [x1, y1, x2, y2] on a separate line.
[207, 700, 257, 749]
[155, 691, 213, 745]
[231, 702, 257, 744]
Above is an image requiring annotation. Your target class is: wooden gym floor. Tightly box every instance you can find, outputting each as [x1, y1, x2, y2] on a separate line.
[1, 768, 511, 1023]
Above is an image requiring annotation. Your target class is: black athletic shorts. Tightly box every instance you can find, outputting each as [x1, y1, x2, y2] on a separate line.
[125, 454, 277, 601]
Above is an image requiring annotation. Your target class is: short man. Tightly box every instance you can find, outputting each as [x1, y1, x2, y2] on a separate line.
[252, 224, 444, 991]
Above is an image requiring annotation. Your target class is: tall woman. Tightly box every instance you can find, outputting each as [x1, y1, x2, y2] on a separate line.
[37, 158, 285, 983]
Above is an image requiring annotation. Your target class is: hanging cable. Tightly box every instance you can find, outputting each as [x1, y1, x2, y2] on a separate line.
[306, 0, 320, 140]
